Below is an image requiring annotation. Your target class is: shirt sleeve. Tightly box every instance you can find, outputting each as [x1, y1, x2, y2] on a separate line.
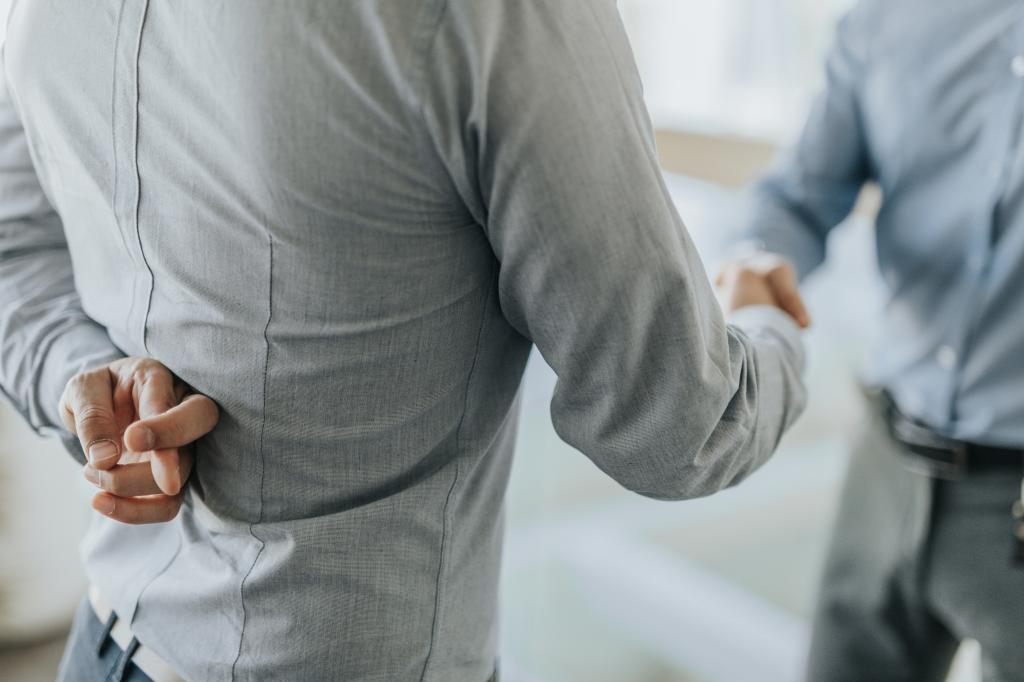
[420, 0, 806, 500]
[736, 6, 873, 279]
[0, 47, 123, 461]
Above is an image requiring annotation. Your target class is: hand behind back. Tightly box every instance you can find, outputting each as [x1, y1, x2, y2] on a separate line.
[59, 357, 219, 524]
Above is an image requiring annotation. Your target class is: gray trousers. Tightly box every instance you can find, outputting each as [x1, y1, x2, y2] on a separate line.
[807, 399, 1024, 682]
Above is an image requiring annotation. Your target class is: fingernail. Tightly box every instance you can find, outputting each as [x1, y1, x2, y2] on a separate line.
[88, 440, 120, 466]
[93, 495, 116, 516]
[83, 467, 100, 487]
[136, 426, 156, 450]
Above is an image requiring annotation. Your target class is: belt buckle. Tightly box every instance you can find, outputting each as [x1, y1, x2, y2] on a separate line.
[929, 441, 967, 480]
[887, 404, 968, 480]
[950, 441, 969, 475]
[898, 441, 968, 480]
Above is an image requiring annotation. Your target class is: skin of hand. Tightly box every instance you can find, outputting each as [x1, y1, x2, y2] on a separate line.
[58, 357, 219, 525]
[715, 252, 812, 329]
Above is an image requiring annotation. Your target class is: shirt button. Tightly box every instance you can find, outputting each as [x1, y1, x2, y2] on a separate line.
[936, 345, 957, 370]
[1013, 55, 1024, 78]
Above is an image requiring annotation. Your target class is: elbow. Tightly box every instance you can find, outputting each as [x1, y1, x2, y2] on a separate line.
[620, 441, 764, 503]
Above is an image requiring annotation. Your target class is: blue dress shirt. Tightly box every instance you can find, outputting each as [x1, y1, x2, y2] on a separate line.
[741, 0, 1024, 446]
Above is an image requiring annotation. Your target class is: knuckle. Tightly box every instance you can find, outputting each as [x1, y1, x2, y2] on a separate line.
[67, 367, 108, 396]
[100, 471, 122, 495]
[76, 407, 115, 432]
[130, 366, 150, 386]
[129, 357, 157, 380]
[67, 372, 89, 393]
[139, 358, 167, 376]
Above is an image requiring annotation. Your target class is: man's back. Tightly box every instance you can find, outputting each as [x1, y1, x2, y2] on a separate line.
[11, 3, 523, 678]
[2, 1, 805, 679]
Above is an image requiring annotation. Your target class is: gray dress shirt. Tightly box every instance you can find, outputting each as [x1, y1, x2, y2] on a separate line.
[0, 1, 805, 680]
[740, 0, 1024, 446]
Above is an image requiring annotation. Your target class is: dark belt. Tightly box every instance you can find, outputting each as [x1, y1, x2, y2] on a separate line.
[880, 390, 1024, 479]
[877, 389, 1024, 565]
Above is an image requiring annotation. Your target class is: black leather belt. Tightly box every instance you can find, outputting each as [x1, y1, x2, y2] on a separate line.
[877, 389, 1024, 566]
[880, 390, 1024, 479]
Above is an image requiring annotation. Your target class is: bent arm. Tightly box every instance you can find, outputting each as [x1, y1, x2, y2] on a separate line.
[737, 6, 874, 279]
[424, 0, 806, 500]
[0, 49, 122, 461]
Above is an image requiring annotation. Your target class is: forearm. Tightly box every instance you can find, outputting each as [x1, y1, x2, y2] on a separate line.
[738, 176, 836, 280]
[538, 252, 807, 502]
[720, 306, 807, 481]
[0, 216, 124, 452]
[585, 309, 806, 503]
[734, 4, 873, 281]
[427, 0, 807, 501]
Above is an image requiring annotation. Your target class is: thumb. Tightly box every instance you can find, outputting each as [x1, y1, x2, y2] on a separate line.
[124, 393, 220, 453]
[60, 369, 122, 469]
[767, 266, 811, 328]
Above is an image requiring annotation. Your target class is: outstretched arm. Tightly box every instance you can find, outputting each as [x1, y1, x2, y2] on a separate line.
[423, 0, 807, 500]
[734, 6, 873, 280]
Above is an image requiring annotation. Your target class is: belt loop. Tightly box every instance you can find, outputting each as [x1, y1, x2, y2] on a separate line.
[95, 611, 118, 657]
[110, 636, 141, 682]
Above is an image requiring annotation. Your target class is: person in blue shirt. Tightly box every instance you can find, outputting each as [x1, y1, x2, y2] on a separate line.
[722, 1, 1024, 680]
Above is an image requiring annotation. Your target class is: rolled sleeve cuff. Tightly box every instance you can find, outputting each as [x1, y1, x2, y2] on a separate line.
[727, 304, 806, 373]
[33, 324, 124, 435]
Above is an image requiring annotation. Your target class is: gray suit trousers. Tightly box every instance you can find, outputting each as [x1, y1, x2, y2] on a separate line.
[807, 397, 1024, 682]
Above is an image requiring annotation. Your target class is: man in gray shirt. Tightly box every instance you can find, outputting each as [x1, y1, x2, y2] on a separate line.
[0, 1, 806, 680]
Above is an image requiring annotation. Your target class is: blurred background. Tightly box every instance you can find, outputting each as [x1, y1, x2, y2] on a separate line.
[0, 1, 983, 681]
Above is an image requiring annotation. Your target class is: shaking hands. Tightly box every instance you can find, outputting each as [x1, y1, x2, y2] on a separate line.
[715, 252, 811, 329]
[59, 357, 219, 525]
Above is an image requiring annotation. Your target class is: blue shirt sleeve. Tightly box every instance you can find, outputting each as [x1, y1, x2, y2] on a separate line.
[739, 6, 874, 280]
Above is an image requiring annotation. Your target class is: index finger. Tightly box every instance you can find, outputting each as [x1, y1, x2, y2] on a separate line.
[124, 393, 219, 453]
[135, 367, 178, 423]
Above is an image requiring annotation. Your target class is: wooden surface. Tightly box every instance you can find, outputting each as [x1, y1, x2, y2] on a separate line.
[655, 130, 778, 189]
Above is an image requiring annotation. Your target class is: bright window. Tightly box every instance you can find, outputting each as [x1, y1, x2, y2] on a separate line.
[619, 0, 854, 140]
